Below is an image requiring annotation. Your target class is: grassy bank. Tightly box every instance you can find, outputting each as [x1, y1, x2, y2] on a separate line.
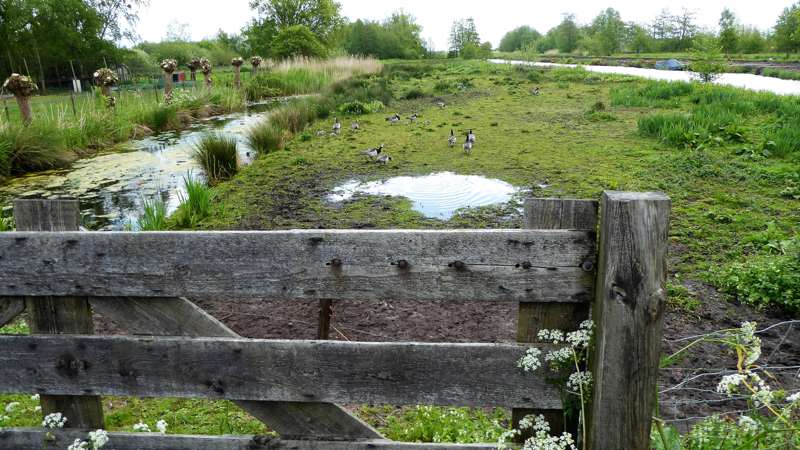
[0, 57, 381, 181]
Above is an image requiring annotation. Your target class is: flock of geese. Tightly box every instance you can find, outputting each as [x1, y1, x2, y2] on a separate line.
[328, 107, 478, 166]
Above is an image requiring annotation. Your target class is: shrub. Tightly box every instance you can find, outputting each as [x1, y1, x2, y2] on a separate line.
[338, 100, 384, 115]
[246, 121, 286, 154]
[192, 133, 238, 184]
[174, 174, 214, 228]
[716, 236, 800, 313]
[403, 88, 427, 100]
[136, 197, 168, 231]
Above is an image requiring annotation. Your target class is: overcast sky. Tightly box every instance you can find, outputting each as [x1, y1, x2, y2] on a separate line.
[135, 0, 791, 50]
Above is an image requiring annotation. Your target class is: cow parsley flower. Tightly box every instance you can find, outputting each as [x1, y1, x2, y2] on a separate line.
[42, 412, 67, 428]
[30, 394, 40, 401]
[537, 329, 564, 344]
[133, 422, 151, 432]
[89, 429, 109, 448]
[788, 392, 800, 403]
[544, 347, 573, 365]
[567, 371, 593, 392]
[517, 415, 577, 450]
[716, 373, 746, 395]
[67, 439, 88, 450]
[738, 416, 759, 434]
[518, 347, 543, 372]
[156, 419, 168, 434]
[4, 402, 19, 413]
[0, 414, 10, 423]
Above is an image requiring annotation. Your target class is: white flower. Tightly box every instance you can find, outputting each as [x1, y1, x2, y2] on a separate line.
[537, 329, 564, 344]
[0, 414, 10, 423]
[133, 422, 151, 432]
[42, 412, 67, 428]
[4, 402, 20, 413]
[544, 347, 573, 365]
[566, 371, 593, 392]
[30, 394, 40, 401]
[34, 406, 41, 412]
[788, 392, 800, 403]
[68, 439, 88, 450]
[156, 419, 168, 434]
[89, 429, 109, 448]
[565, 328, 592, 349]
[518, 347, 543, 372]
[738, 416, 759, 434]
[716, 373, 746, 395]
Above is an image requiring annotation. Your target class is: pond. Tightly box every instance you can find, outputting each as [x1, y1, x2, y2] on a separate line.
[0, 100, 282, 230]
[328, 172, 520, 220]
[489, 59, 800, 96]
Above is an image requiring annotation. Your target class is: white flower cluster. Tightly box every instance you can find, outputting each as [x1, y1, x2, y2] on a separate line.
[566, 371, 593, 392]
[156, 419, 168, 434]
[133, 421, 151, 432]
[67, 429, 108, 450]
[518, 347, 543, 372]
[736, 322, 762, 366]
[42, 412, 67, 429]
[716, 370, 775, 406]
[0, 414, 9, 423]
[4, 402, 19, 413]
[538, 320, 593, 350]
[519, 415, 577, 450]
[788, 392, 800, 404]
[737, 416, 759, 434]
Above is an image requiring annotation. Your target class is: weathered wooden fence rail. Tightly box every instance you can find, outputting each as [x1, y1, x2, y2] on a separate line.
[0, 192, 670, 450]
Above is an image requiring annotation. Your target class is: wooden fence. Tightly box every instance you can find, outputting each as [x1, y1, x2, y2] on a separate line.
[0, 192, 670, 450]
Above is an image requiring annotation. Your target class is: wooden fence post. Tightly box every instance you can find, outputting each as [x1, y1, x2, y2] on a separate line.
[588, 192, 670, 450]
[13, 199, 105, 429]
[515, 199, 598, 437]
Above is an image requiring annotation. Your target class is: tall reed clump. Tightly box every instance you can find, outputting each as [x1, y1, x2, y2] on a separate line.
[0, 122, 74, 176]
[192, 133, 238, 184]
[174, 173, 214, 227]
[246, 121, 286, 154]
[136, 197, 168, 231]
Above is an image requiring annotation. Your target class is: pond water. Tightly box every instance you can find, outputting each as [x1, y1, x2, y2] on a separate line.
[0, 101, 282, 230]
[489, 59, 800, 96]
[328, 172, 520, 220]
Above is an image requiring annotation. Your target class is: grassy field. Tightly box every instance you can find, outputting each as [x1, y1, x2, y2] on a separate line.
[1, 59, 798, 446]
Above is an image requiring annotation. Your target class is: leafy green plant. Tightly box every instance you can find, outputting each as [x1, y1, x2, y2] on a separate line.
[192, 133, 238, 184]
[136, 197, 168, 231]
[174, 174, 214, 228]
[383, 406, 506, 443]
[689, 39, 729, 83]
[0, 217, 14, 231]
[247, 121, 286, 154]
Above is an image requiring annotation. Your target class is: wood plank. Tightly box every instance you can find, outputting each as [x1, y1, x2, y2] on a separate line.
[0, 334, 561, 409]
[0, 297, 24, 327]
[524, 199, 598, 231]
[514, 198, 597, 437]
[0, 230, 595, 302]
[13, 199, 105, 429]
[90, 296, 382, 440]
[588, 191, 670, 450]
[0, 429, 498, 450]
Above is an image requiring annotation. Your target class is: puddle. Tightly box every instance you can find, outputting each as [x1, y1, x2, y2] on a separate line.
[328, 172, 520, 220]
[0, 100, 284, 230]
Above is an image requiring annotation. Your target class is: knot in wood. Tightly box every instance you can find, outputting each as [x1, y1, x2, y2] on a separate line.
[392, 259, 410, 269]
[448, 260, 466, 271]
[520, 261, 532, 270]
[581, 260, 595, 272]
[327, 258, 343, 267]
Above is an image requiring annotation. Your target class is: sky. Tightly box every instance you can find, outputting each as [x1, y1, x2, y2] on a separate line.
[135, 0, 792, 50]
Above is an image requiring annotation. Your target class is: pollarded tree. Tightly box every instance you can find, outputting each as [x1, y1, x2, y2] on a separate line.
[199, 57, 212, 87]
[160, 58, 178, 102]
[187, 57, 201, 81]
[93, 67, 119, 108]
[3, 74, 38, 125]
[250, 55, 264, 74]
[231, 57, 244, 88]
[718, 8, 739, 54]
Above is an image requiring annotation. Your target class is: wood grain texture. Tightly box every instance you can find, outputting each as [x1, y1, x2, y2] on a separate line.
[90, 296, 382, 440]
[588, 191, 670, 450]
[0, 297, 24, 327]
[0, 230, 595, 303]
[0, 429, 498, 450]
[514, 198, 597, 437]
[0, 334, 561, 409]
[13, 199, 105, 429]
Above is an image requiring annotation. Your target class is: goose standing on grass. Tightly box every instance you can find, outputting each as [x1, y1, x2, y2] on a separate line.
[436, 100, 446, 109]
[333, 117, 341, 134]
[448, 129, 457, 147]
[463, 137, 473, 155]
[361, 144, 384, 160]
[351, 121, 360, 131]
[408, 112, 418, 123]
[386, 113, 401, 124]
[531, 87, 541, 96]
[376, 154, 392, 165]
[467, 129, 476, 144]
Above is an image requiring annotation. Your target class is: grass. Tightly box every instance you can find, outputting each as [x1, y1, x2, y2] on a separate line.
[136, 197, 168, 231]
[173, 173, 215, 228]
[246, 121, 286, 154]
[192, 133, 239, 184]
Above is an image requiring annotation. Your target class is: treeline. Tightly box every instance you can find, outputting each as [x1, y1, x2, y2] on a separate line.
[499, 4, 800, 55]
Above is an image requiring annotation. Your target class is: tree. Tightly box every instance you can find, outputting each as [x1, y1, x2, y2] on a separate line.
[689, 38, 728, 83]
[675, 8, 698, 50]
[272, 25, 327, 58]
[249, 0, 342, 42]
[774, 3, 800, 53]
[590, 8, 625, 55]
[718, 8, 739, 54]
[87, 0, 148, 43]
[342, 12, 425, 59]
[499, 26, 541, 52]
[448, 18, 481, 57]
[554, 14, 581, 53]
[629, 25, 653, 54]
[738, 27, 766, 54]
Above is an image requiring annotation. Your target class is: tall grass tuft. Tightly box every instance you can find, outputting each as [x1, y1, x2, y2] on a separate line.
[174, 173, 214, 227]
[0, 217, 14, 231]
[192, 133, 239, 184]
[137, 197, 168, 231]
[247, 121, 286, 154]
[270, 101, 317, 133]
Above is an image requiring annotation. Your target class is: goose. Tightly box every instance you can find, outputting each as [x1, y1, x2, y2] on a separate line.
[332, 117, 341, 134]
[351, 121, 360, 131]
[531, 87, 541, 96]
[376, 154, 392, 165]
[408, 112, 418, 123]
[463, 137, 473, 154]
[467, 129, 476, 144]
[386, 114, 401, 124]
[361, 144, 384, 160]
[448, 129, 457, 147]
[436, 101, 446, 109]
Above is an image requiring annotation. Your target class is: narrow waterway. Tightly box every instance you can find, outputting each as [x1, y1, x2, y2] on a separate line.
[0, 101, 282, 230]
[489, 59, 800, 95]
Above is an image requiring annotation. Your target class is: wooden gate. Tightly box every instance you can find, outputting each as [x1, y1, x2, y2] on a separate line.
[0, 191, 670, 450]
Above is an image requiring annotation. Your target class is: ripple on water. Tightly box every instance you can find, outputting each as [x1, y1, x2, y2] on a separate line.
[328, 172, 519, 219]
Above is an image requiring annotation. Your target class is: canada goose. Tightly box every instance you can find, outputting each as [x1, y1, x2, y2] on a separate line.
[467, 129, 476, 144]
[436, 101, 446, 109]
[408, 112, 418, 123]
[332, 117, 341, 134]
[531, 87, 541, 96]
[376, 154, 392, 165]
[463, 138, 473, 154]
[386, 114, 401, 124]
[351, 121, 360, 131]
[361, 144, 384, 160]
[448, 129, 457, 147]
